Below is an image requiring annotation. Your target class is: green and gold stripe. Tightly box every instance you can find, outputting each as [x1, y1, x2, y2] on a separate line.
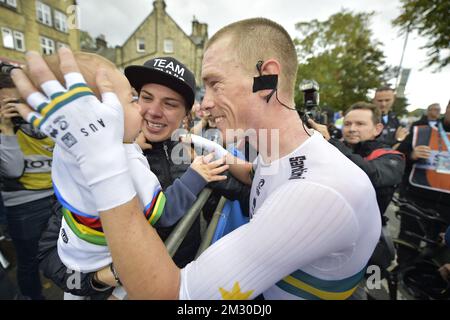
[276, 268, 366, 300]
[37, 84, 94, 127]
[29, 114, 42, 128]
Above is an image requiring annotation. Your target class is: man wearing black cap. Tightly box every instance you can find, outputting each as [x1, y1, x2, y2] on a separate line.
[125, 57, 250, 268]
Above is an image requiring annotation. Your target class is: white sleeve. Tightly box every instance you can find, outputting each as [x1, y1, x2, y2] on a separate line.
[179, 181, 358, 300]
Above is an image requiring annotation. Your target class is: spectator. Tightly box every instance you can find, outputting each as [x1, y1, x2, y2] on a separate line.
[0, 73, 55, 300]
[310, 101, 405, 220]
[308, 102, 405, 279]
[412, 103, 441, 128]
[373, 86, 408, 148]
[396, 100, 450, 266]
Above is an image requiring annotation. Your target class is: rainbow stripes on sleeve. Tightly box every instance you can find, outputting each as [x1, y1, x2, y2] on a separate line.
[61, 189, 166, 246]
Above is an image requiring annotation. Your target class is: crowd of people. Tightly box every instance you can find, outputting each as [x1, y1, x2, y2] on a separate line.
[0, 17, 449, 300]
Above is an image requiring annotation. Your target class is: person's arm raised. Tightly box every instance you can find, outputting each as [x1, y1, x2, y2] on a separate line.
[181, 134, 253, 185]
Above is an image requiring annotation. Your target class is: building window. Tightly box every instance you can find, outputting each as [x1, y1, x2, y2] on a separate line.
[36, 1, 52, 26]
[1, 28, 25, 51]
[0, 0, 17, 8]
[136, 38, 145, 53]
[40, 36, 55, 55]
[1, 28, 14, 49]
[13, 31, 25, 51]
[54, 10, 68, 33]
[163, 39, 174, 53]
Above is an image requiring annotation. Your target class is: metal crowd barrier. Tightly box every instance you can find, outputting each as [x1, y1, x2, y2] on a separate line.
[164, 188, 213, 257]
[195, 196, 227, 259]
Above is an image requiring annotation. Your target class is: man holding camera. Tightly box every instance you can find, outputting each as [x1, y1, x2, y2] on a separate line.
[0, 73, 55, 300]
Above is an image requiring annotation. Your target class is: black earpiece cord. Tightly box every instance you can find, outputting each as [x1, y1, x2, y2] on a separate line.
[272, 89, 311, 137]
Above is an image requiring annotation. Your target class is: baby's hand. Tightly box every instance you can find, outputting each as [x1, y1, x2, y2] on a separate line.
[135, 132, 152, 151]
[190, 153, 229, 183]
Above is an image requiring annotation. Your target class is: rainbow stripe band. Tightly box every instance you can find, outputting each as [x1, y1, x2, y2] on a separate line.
[62, 207, 107, 246]
[61, 190, 167, 246]
[275, 268, 366, 300]
[145, 190, 166, 226]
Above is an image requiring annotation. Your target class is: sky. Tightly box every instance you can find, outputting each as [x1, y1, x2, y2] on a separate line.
[76, 0, 449, 112]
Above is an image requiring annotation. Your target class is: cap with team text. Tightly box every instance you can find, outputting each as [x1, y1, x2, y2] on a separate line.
[125, 57, 196, 110]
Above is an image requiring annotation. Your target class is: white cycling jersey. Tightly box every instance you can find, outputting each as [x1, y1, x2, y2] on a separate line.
[179, 131, 381, 300]
[56, 143, 163, 272]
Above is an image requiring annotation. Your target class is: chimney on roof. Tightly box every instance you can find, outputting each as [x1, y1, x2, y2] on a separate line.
[96, 34, 107, 49]
[191, 18, 208, 45]
[153, 0, 166, 11]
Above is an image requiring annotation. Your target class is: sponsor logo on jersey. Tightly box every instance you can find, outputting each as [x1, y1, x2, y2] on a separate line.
[24, 155, 52, 173]
[251, 179, 265, 216]
[289, 156, 308, 180]
[61, 228, 69, 244]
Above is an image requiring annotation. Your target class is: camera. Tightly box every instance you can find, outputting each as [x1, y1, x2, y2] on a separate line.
[0, 61, 21, 75]
[299, 80, 321, 125]
[299, 79, 320, 110]
[11, 116, 28, 126]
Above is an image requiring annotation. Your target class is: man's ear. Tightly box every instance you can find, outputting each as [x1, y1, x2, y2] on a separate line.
[374, 122, 384, 136]
[255, 59, 280, 100]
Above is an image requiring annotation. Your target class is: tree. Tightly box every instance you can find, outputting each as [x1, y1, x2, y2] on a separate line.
[393, 0, 450, 71]
[80, 30, 96, 51]
[392, 96, 409, 117]
[294, 10, 387, 112]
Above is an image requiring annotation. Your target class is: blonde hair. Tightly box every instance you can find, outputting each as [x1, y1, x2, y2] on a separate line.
[206, 18, 298, 96]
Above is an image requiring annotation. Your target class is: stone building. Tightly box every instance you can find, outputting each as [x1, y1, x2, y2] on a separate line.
[0, 0, 80, 66]
[115, 0, 208, 85]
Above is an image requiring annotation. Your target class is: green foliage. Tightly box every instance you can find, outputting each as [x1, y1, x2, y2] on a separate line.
[409, 108, 426, 118]
[80, 30, 96, 50]
[294, 10, 387, 112]
[393, 0, 450, 71]
[392, 96, 410, 117]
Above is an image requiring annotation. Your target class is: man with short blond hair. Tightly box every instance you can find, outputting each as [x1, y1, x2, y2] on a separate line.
[206, 18, 298, 97]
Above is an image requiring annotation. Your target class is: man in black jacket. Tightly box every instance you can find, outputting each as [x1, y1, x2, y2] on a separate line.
[310, 102, 405, 221]
[38, 57, 250, 298]
[373, 86, 409, 148]
[310, 102, 405, 278]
